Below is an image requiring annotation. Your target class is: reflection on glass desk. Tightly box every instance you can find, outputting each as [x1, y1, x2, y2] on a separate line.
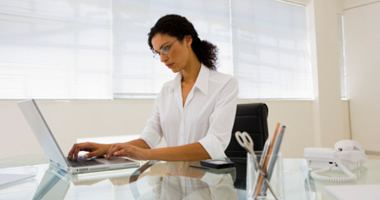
[0, 158, 379, 200]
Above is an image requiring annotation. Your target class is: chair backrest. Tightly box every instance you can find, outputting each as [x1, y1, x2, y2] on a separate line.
[225, 103, 269, 158]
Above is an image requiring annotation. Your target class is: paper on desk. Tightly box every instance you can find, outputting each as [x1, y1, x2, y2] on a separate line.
[325, 184, 380, 200]
[0, 173, 35, 187]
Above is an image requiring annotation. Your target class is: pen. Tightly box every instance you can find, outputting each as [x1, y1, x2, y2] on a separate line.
[260, 125, 286, 195]
[253, 123, 281, 198]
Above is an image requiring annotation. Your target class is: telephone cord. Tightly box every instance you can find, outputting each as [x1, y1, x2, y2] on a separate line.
[310, 151, 357, 183]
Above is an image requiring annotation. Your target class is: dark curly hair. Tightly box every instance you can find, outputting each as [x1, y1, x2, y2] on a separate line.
[148, 14, 218, 70]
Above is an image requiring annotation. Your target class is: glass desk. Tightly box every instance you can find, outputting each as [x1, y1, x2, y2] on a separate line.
[0, 157, 379, 200]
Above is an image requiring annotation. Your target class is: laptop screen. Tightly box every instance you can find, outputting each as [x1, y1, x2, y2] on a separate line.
[18, 99, 69, 168]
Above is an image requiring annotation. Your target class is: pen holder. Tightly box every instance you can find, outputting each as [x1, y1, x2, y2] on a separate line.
[246, 152, 284, 200]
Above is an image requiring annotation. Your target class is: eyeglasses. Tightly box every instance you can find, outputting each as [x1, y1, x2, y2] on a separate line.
[152, 39, 177, 59]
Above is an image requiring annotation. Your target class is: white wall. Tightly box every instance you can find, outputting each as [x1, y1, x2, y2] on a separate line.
[343, 0, 380, 153]
[307, 0, 347, 148]
[0, 100, 351, 160]
[0, 100, 153, 160]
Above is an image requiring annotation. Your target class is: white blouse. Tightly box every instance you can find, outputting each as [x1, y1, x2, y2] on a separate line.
[139, 64, 238, 159]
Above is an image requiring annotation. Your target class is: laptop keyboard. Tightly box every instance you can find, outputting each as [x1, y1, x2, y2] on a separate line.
[67, 157, 104, 167]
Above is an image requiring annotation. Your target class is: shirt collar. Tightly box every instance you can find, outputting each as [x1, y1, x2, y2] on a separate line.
[170, 64, 210, 95]
[194, 64, 209, 95]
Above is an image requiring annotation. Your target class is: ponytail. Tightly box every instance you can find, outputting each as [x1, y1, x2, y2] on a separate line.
[192, 37, 218, 70]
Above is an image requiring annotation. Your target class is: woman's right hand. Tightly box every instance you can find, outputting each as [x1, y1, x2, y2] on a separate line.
[67, 142, 111, 160]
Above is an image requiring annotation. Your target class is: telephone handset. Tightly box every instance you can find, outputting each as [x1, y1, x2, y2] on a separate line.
[304, 140, 367, 183]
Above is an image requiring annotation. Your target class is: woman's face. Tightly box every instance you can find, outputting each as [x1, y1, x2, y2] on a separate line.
[151, 33, 192, 73]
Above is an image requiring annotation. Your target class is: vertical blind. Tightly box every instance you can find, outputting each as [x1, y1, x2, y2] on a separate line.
[0, 0, 313, 99]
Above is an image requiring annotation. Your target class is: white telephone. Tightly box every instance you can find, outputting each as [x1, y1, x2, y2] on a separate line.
[304, 140, 367, 183]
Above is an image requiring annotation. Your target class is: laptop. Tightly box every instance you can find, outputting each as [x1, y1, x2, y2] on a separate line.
[18, 99, 140, 174]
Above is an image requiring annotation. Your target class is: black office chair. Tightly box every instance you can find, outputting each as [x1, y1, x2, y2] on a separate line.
[225, 103, 269, 189]
[225, 103, 269, 158]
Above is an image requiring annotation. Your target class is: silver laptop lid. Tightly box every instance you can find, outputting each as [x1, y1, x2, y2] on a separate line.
[18, 99, 69, 169]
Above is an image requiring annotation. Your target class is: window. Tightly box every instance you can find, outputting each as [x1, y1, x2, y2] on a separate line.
[0, 0, 312, 99]
[338, 14, 347, 99]
[0, 0, 112, 99]
[113, 0, 312, 99]
[231, 0, 312, 99]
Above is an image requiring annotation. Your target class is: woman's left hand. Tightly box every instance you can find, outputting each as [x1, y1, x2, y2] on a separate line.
[105, 143, 149, 160]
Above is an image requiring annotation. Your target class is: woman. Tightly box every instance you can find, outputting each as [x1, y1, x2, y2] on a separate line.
[68, 14, 238, 161]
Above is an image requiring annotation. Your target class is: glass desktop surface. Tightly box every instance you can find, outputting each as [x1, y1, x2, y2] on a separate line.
[0, 158, 380, 200]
